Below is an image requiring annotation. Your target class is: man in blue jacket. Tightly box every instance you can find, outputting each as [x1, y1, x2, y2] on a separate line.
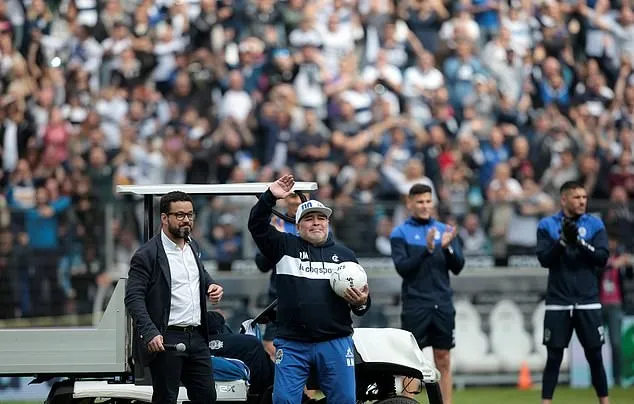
[536, 181, 610, 404]
[23, 186, 71, 317]
[389, 183, 465, 404]
[248, 174, 370, 404]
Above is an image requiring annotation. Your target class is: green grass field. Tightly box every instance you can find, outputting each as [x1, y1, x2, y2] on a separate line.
[423, 386, 632, 403]
[4, 386, 633, 404]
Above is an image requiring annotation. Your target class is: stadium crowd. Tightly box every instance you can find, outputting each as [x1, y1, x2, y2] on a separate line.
[0, 0, 634, 319]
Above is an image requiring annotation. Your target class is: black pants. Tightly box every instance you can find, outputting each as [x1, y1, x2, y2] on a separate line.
[543, 309, 604, 349]
[149, 327, 216, 404]
[30, 248, 64, 317]
[402, 307, 456, 350]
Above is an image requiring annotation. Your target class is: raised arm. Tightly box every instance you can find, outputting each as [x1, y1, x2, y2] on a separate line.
[248, 175, 297, 264]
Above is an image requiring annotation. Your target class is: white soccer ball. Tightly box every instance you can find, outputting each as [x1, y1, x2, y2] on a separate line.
[330, 262, 368, 298]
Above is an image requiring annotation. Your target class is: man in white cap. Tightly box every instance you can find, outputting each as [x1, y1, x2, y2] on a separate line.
[248, 174, 371, 404]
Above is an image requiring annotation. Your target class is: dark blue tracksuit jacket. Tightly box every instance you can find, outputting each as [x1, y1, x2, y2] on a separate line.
[390, 217, 465, 313]
[536, 211, 610, 306]
[248, 190, 371, 342]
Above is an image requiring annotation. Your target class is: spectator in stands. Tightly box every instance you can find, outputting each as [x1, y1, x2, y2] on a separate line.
[479, 125, 509, 191]
[578, 152, 611, 201]
[0, 229, 18, 319]
[486, 162, 522, 265]
[459, 212, 490, 256]
[213, 213, 242, 272]
[443, 162, 471, 221]
[540, 148, 580, 198]
[288, 108, 331, 164]
[508, 135, 535, 183]
[96, 224, 139, 288]
[469, 0, 501, 45]
[22, 185, 71, 317]
[443, 39, 486, 116]
[600, 233, 633, 387]
[375, 216, 393, 256]
[0, 96, 36, 175]
[604, 185, 634, 252]
[507, 177, 556, 256]
[608, 148, 634, 198]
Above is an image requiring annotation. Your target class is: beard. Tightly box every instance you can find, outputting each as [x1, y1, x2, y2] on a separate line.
[168, 223, 192, 241]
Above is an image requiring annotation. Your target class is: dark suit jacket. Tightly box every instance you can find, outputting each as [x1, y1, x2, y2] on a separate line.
[124, 232, 216, 365]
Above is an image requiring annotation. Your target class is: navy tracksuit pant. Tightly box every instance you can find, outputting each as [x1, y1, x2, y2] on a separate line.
[272, 336, 356, 404]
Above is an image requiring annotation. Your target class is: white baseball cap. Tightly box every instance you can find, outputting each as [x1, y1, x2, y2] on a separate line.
[295, 200, 332, 223]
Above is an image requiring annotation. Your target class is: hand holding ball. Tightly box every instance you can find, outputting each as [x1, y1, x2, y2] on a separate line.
[330, 262, 368, 298]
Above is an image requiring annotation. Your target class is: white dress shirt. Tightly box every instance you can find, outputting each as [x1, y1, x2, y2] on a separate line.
[161, 230, 202, 327]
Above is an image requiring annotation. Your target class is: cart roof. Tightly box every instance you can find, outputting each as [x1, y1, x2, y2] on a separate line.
[116, 182, 318, 195]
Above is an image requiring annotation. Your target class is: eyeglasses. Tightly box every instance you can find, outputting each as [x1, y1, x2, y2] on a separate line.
[167, 212, 195, 221]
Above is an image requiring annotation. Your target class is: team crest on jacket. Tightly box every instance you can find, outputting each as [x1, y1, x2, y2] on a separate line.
[578, 226, 587, 237]
[332, 254, 339, 262]
[209, 340, 223, 350]
[275, 348, 283, 364]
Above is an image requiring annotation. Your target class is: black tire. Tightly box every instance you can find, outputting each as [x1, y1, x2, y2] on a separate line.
[374, 397, 418, 404]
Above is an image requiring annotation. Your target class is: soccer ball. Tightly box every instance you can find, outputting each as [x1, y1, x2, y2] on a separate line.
[330, 262, 368, 298]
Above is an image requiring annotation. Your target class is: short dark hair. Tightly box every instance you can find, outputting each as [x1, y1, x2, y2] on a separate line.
[409, 183, 433, 197]
[160, 191, 194, 214]
[559, 181, 584, 195]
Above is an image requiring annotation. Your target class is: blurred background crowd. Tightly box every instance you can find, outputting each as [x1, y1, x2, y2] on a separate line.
[0, 0, 634, 321]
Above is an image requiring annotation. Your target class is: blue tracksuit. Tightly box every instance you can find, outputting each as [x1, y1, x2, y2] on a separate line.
[390, 217, 465, 349]
[536, 211, 610, 349]
[536, 211, 610, 306]
[248, 190, 371, 404]
[390, 217, 465, 311]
